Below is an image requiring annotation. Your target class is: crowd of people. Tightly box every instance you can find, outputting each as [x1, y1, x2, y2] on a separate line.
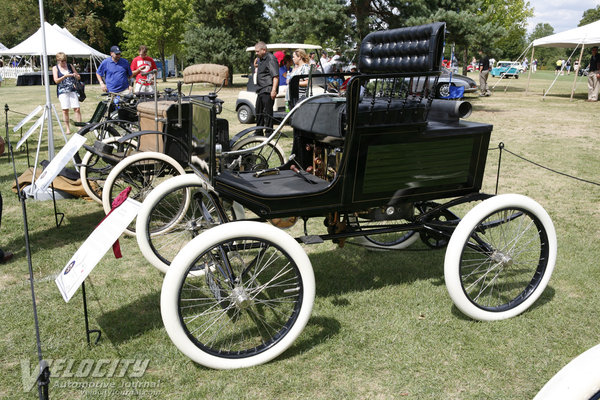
[253, 43, 345, 132]
[49, 44, 158, 135]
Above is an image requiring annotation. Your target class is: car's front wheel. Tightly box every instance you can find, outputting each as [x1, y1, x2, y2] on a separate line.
[237, 104, 254, 124]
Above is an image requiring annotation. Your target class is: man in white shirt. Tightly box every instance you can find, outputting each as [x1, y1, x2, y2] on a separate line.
[319, 50, 341, 73]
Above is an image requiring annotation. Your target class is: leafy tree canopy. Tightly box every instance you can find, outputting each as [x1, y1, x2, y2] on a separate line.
[527, 23, 562, 68]
[118, 0, 193, 80]
[183, 0, 269, 75]
[0, 0, 124, 52]
[0, 0, 38, 48]
[267, 0, 351, 50]
[579, 5, 600, 27]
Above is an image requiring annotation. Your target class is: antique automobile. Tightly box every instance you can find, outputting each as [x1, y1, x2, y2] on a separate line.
[129, 22, 557, 370]
[491, 61, 522, 78]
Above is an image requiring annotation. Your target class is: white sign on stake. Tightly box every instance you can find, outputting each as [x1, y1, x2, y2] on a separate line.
[13, 105, 43, 132]
[55, 198, 142, 302]
[31, 134, 87, 193]
[16, 111, 45, 150]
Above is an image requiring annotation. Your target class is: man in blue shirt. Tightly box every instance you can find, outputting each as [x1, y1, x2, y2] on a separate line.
[96, 45, 132, 94]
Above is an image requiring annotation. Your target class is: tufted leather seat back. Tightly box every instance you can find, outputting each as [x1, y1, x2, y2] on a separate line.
[358, 22, 445, 74]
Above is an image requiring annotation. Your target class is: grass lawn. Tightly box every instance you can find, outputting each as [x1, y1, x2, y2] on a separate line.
[0, 69, 599, 399]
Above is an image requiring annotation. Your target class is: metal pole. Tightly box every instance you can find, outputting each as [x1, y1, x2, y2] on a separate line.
[38, 1, 54, 161]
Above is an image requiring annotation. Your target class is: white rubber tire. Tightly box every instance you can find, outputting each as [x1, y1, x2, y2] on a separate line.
[533, 343, 600, 400]
[161, 221, 315, 369]
[102, 151, 186, 236]
[444, 194, 557, 321]
[136, 173, 213, 273]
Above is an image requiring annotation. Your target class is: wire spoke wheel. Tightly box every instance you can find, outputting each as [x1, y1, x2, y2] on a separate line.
[136, 174, 226, 273]
[161, 221, 315, 369]
[444, 194, 557, 321]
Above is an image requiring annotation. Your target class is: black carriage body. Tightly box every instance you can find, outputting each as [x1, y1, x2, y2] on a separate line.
[136, 96, 225, 171]
[214, 22, 492, 218]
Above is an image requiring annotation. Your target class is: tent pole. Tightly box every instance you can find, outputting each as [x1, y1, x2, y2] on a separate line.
[38, 14, 54, 161]
[526, 46, 535, 95]
[571, 44, 585, 101]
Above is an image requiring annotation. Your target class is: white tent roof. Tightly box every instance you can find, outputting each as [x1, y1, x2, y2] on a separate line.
[532, 20, 600, 48]
[0, 42, 7, 51]
[0, 22, 108, 59]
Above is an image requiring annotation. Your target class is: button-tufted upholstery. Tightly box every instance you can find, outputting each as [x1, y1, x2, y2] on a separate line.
[358, 22, 445, 74]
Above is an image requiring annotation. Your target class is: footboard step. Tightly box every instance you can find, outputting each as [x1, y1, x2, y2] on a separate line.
[298, 235, 324, 244]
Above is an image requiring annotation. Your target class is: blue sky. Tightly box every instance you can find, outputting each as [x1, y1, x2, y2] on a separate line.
[526, 0, 600, 34]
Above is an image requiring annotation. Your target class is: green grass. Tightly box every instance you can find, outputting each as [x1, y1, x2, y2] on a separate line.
[1, 71, 599, 399]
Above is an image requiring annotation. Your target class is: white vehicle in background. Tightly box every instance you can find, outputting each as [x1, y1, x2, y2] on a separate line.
[236, 43, 323, 124]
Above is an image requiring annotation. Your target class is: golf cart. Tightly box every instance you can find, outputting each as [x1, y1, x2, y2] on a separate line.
[235, 43, 323, 124]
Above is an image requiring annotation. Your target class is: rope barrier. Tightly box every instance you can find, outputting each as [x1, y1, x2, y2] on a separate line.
[492, 143, 600, 187]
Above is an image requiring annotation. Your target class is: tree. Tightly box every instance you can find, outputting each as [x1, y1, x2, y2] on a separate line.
[0, 0, 40, 47]
[579, 5, 600, 27]
[267, 0, 351, 49]
[0, 0, 125, 51]
[118, 0, 193, 81]
[183, 0, 269, 76]
[348, 0, 431, 46]
[47, 0, 126, 51]
[527, 23, 562, 68]
[406, 1, 504, 75]
[481, 0, 533, 59]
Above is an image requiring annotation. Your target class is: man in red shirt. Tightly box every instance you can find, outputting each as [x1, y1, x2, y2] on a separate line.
[131, 45, 158, 93]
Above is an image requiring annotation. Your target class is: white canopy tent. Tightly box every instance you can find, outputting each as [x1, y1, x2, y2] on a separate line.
[0, 22, 108, 82]
[526, 20, 600, 100]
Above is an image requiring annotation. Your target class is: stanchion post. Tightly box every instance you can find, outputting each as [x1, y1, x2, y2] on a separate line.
[495, 142, 504, 195]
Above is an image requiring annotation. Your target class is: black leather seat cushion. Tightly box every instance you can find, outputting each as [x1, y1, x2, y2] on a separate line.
[215, 169, 330, 198]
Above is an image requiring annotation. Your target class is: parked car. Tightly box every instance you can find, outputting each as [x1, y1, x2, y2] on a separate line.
[434, 67, 478, 98]
[236, 43, 323, 124]
[491, 61, 521, 78]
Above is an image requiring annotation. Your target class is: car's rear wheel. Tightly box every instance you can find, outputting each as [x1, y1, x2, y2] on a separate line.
[436, 83, 452, 98]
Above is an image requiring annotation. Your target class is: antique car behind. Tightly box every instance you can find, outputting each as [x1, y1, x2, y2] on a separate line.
[435, 67, 477, 98]
[491, 61, 521, 78]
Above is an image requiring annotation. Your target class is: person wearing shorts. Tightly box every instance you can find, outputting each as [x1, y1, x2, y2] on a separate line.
[52, 52, 82, 134]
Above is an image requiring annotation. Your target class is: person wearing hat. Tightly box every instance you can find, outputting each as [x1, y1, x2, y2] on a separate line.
[96, 45, 132, 94]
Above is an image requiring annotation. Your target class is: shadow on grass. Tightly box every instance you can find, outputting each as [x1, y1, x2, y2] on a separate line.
[449, 286, 556, 321]
[489, 85, 527, 93]
[3, 206, 106, 259]
[277, 316, 342, 362]
[307, 242, 446, 298]
[96, 291, 162, 344]
[540, 92, 588, 101]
